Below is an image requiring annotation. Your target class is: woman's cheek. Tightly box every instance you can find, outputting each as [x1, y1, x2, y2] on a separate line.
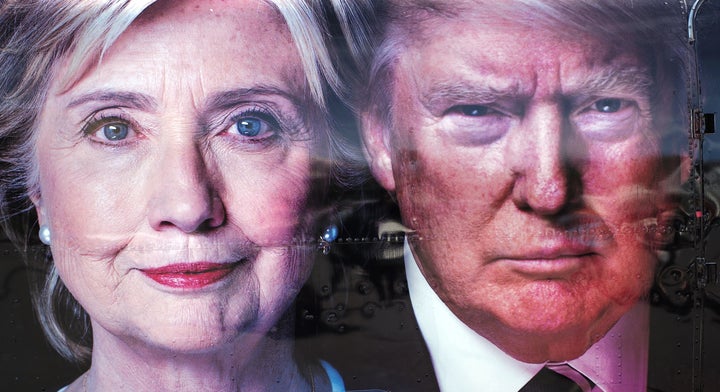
[225, 161, 313, 245]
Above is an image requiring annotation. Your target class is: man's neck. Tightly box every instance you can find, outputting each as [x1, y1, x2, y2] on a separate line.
[404, 241, 649, 391]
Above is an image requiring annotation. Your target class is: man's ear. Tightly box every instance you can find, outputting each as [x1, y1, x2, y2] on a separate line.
[360, 110, 396, 192]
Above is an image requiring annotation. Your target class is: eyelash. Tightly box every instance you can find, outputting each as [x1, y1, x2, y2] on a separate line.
[80, 111, 139, 147]
[222, 106, 304, 146]
[79, 105, 306, 149]
[229, 108, 279, 135]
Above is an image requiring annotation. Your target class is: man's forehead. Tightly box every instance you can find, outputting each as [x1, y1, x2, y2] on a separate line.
[394, 0, 649, 52]
[394, 6, 654, 94]
[398, 15, 648, 76]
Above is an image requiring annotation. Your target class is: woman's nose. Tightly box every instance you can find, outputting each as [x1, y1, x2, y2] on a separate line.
[508, 105, 577, 216]
[147, 139, 225, 233]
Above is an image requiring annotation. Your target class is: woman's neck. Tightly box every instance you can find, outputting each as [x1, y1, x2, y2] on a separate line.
[75, 324, 314, 392]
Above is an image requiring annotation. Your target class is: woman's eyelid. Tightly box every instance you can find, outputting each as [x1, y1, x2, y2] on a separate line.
[81, 111, 142, 143]
[231, 107, 281, 128]
[92, 122, 139, 144]
[210, 104, 281, 134]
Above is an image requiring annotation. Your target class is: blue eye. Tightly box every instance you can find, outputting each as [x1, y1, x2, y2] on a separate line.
[229, 113, 281, 142]
[594, 98, 622, 113]
[235, 117, 264, 137]
[458, 105, 490, 116]
[102, 123, 129, 140]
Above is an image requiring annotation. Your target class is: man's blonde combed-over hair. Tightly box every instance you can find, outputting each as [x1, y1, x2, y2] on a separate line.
[336, 0, 693, 152]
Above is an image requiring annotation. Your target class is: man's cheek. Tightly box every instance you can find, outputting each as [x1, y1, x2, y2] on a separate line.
[599, 245, 656, 304]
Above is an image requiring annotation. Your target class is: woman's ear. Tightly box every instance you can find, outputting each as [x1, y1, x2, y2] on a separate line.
[30, 192, 46, 226]
[360, 110, 396, 192]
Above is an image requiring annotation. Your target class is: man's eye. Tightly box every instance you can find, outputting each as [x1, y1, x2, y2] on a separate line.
[574, 98, 639, 141]
[454, 105, 491, 116]
[593, 98, 624, 113]
[440, 104, 511, 145]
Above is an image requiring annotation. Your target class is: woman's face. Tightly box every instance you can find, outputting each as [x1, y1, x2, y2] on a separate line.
[33, 0, 322, 354]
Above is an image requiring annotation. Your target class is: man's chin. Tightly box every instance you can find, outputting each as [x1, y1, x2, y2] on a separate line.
[501, 334, 597, 364]
[481, 320, 605, 362]
[459, 299, 631, 363]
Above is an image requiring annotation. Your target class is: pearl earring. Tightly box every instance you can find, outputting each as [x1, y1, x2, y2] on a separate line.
[318, 224, 338, 255]
[39, 225, 52, 246]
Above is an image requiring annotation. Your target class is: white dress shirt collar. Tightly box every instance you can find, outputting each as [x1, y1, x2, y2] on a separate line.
[404, 241, 649, 392]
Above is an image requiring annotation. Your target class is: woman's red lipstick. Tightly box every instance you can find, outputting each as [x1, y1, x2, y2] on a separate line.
[142, 262, 237, 289]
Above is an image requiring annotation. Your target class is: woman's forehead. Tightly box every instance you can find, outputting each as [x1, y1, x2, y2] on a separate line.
[52, 0, 305, 106]
[135, 0, 286, 29]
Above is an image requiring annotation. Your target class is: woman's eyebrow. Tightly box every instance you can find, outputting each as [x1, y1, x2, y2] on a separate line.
[203, 85, 304, 110]
[67, 90, 157, 110]
[197, 86, 308, 134]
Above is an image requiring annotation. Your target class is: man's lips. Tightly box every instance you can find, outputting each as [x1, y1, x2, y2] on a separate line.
[492, 239, 599, 278]
[491, 216, 609, 277]
[501, 253, 597, 278]
[141, 262, 241, 289]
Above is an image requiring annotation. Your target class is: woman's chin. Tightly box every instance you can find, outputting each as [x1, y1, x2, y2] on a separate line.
[90, 306, 262, 357]
[124, 323, 262, 357]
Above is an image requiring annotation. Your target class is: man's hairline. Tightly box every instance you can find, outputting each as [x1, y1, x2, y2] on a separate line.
[365, 17, 671, 141]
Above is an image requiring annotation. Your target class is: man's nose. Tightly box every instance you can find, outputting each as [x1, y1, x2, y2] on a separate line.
[147, 136, 225, 233]
[508, 104, 575, 215]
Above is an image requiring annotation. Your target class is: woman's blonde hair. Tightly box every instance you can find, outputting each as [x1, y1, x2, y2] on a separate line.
[0, 0, 356, 363]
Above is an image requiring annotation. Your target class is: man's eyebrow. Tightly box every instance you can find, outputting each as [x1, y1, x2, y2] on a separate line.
[420, 66, 653, 111]
[67, 90, 157, 110]
[571, 66, 653, 97]
[421, 83, 522, 111]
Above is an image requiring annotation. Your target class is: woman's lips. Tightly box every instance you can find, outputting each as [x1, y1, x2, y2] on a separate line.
[141, 262, 239, 289]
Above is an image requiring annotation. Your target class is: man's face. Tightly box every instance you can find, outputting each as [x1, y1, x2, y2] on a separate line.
[363, 14, 677, 362]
